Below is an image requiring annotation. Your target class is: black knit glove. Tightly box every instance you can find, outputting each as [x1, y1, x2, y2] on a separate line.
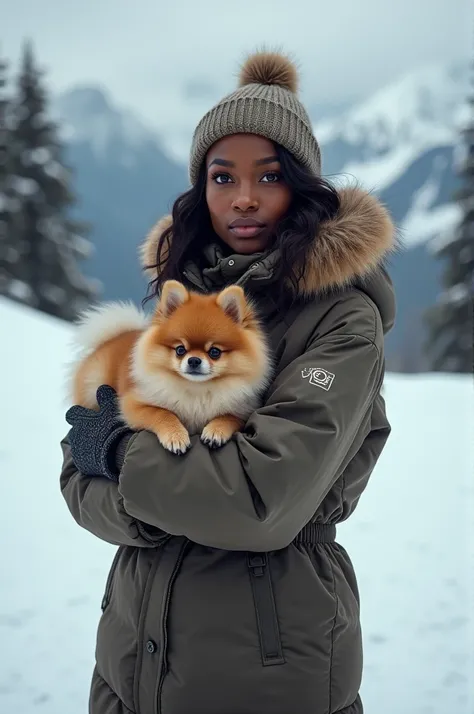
[65, 385, 134, 482]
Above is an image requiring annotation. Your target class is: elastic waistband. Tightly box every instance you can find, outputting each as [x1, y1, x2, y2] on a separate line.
[293, 522, 336, 545]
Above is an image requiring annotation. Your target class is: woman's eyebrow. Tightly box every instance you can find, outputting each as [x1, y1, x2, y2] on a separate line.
[208, 158, 234, 168]
[254, 156, 279, 166]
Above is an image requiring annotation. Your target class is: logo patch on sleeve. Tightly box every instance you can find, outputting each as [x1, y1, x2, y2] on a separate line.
[301, 367, 335, 391]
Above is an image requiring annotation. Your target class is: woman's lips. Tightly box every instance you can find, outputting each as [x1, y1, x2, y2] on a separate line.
[229, 225, 265, 238]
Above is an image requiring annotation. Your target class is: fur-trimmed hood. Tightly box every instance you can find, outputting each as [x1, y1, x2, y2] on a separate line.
[140, 187, 398, 331]
[141, 187, 395, 291]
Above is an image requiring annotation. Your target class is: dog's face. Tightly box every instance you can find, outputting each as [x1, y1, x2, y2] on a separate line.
[141, 281, 265, 385]
[160, 333, 237, 384]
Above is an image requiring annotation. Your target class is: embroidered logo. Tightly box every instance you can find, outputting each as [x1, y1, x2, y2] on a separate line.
[301, 367, 335, 391]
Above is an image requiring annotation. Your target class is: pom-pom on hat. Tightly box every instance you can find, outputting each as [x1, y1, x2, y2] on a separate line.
[189, 50, 321, 185]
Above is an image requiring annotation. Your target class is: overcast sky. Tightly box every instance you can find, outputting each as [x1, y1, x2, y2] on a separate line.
[4, 0, 473, 132]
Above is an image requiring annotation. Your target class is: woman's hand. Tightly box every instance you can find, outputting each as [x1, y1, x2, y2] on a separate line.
[65, 385, 134, 481]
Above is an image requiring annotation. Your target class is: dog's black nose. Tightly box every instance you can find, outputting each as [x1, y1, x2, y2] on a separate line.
[187, 356, 202, 369]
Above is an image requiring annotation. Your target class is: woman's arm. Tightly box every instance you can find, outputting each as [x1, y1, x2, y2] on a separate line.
[117, 298, 387, 552]
[60, 435, 169, 547]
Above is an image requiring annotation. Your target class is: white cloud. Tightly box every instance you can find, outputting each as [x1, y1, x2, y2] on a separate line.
[4, 0, 473, 134]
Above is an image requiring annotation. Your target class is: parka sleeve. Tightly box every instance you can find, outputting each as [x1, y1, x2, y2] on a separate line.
[60, 435, 169, 547]
[117, 313, 386, 552]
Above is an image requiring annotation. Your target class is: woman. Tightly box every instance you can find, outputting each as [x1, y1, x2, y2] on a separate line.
[61, 51, 396, 714]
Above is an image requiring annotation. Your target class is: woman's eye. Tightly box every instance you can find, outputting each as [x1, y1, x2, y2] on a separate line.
[261, 172, 281, 183]
[175, 345, 187, 357]
[208, 347, 222, 360]
[212, 173, 233, 185]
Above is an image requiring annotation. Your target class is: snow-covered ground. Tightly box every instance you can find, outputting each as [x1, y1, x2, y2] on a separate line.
[1, 296, 472, 714]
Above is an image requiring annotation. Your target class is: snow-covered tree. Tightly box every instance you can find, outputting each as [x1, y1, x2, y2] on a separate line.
[426, 91, 474, 373]
[7, 41, 97, 320]
[0, 53, 10, 286]
[0, 54, 8, 200]
[0, 52, 22, 297]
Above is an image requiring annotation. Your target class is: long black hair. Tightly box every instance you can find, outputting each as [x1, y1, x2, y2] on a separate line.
[143, 143, 340, 303]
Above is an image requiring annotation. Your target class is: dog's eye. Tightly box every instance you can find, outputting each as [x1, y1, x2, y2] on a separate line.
[208, 347, 222, 360]
[175, 345, 187, 357]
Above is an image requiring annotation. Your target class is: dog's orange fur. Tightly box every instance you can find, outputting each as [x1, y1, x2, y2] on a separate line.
[71, 281, 270, 454]
[121, 395, 194, 454]
[73, 330, 138, 408]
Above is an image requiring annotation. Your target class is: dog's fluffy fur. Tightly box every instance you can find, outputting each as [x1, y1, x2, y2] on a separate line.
[69, 281, 271, 454]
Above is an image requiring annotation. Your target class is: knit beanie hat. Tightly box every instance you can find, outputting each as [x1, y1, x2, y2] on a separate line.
[189, 51, 321, 185]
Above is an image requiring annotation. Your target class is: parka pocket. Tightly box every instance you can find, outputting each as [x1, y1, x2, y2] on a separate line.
[247, 553, 285, 666]
[101, 546, 123, 611]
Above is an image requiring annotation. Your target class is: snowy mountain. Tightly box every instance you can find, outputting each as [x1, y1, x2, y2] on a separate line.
[53, 86, 164, 168]
[51, 87, 188, 303]
[1, 296, 473, 714]
[50, 64, 467, 370]
[316, 63, 466, 244]
[313, 63, 467, 369]
[318, 64, 462, 167]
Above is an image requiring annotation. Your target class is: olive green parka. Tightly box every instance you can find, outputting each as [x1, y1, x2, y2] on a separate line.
[61, 186, 396, 714]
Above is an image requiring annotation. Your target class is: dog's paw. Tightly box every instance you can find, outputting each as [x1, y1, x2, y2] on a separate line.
[200, 433, 228, 449]
[157, 427, 191, 455]
[200, 425, 232, 450]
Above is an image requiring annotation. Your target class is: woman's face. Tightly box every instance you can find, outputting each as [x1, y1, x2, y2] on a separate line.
[205, 134, 292, 254]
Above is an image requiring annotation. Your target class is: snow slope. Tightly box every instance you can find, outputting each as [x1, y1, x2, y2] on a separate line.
[0, 297, 472, 714]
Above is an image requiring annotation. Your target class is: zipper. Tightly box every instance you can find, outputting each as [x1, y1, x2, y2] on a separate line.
[101, 545, 123, 611]
[156, 539, 190, 713]
[247, 553, 285, 666]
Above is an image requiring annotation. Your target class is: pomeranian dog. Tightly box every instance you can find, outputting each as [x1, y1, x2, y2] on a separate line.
[69, 280, 271, 454]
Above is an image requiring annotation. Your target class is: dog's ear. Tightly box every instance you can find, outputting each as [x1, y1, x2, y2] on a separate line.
[159, 280, 189, 318]
[216, 285, 246, 324]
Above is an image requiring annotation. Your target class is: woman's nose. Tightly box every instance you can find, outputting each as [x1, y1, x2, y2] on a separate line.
[231, 188, 259, 212]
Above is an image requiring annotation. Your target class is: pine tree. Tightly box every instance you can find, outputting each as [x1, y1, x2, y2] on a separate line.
[8, 40, 97, 321]
[0, 51, 21, 297]
[0, 52, 10, 290]
[426, 88, 474, 373]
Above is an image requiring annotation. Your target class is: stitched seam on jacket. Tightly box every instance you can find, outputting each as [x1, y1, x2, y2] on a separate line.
[306, 291, 382, 350]
[309, 332, 381, 358]
[353, 288, 380, 345]
[336, 332, 380, 355]
[327, 556, 339, 714]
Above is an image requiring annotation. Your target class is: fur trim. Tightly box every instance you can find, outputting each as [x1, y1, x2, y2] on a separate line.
[239, 51, 299, 94]
[140, 214, 172, 278]
[297, 187, 396, 296]
[139, 187, 396, 296]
